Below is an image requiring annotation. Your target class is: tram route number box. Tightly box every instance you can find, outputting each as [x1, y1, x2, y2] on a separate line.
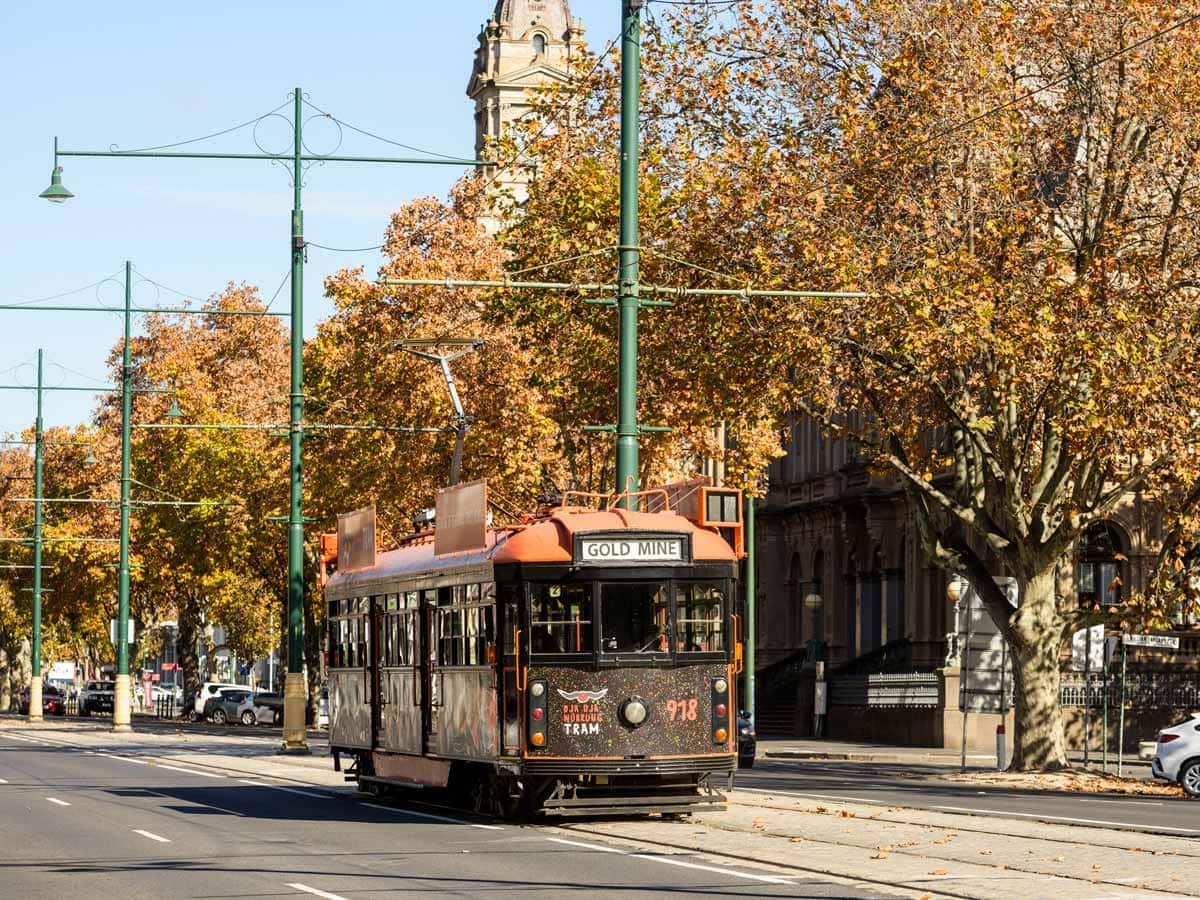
[338, 505, 376, 572]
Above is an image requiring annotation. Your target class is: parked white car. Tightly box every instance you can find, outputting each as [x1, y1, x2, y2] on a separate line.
[192, 682, 245, 717]
[1152, 714, 1200, 797]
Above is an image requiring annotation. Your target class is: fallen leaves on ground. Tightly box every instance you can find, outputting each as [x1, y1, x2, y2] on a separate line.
[928, 869, 949, 876]
[942, 770, 1183, 797]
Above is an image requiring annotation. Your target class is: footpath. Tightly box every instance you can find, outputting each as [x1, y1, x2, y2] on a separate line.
[2, 717, 1195, 900]
[759, 737, 1154, 775]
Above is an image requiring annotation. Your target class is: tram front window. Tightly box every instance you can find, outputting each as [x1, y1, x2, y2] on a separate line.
[600, 582, 670, 654]
[530, 584, 592, 654]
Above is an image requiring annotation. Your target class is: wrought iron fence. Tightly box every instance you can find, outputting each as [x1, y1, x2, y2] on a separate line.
[1060, 673, 1200, 709]
[829, 672, 940, 708]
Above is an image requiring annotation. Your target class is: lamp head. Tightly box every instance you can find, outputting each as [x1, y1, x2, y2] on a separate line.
[81, 448, 98, 467]
[166, 395, 184, 420]
[803, 593, 823, 611]
[946, 575, 965, 603]
[39, 166, 73, 204]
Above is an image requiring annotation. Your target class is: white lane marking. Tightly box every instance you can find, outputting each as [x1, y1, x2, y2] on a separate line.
[133, 829, 171, 843]
[154, 763, 224, 779]
[362, 801, 503, 830]
[99, 753, 148, 766]
[45, 797, 71, 807]
[239, 779, 270, 786]
[0, 778, 8, 784]
[272, 786, 332, 800]
[1078, 798, 1163, 806]
[286, 883, 348, 900]
[546, 837, 793, 885]
[929, 805, 1200, 835]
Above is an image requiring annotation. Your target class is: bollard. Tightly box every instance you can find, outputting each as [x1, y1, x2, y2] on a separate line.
[996, 722, 1006, 770]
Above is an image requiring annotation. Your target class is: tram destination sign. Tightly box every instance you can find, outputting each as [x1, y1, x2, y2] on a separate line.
[1123, 633, 1180, 650]
[575, 533, 691, 565]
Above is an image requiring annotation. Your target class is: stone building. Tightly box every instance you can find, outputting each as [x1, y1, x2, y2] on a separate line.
[754, 417, 1198, 741]
[468, 0, 584, 232]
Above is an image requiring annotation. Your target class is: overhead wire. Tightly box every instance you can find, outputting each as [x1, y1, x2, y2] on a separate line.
[102, 99, 292, 155]
[300, 98, 473, 162]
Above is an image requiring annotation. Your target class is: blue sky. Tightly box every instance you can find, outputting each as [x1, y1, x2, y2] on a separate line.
[0, 0, 615, 435]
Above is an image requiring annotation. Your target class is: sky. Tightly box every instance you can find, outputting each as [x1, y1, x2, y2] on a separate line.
[0, 0, 617, 436]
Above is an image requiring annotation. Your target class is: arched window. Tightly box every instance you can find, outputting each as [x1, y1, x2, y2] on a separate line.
[532, 33, 547, 56]
[1078, 522, 1124, 609]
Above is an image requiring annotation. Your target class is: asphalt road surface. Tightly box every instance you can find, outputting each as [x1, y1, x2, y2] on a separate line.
[0, 733, 893, 900]
[736, 759, 1200, 838]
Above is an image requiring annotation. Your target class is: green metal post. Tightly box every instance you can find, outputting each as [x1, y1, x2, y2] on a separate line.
[29, 349, 45, 721]
[282, 86, 309, 752]
[744, 492, 756, 724]
[614, 0, 642, 504]
[113, 260, 134, 731]
[1117, 639, 1127, 777]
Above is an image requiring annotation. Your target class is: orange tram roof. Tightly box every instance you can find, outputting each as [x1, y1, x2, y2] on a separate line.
[327, 507, 736, 592]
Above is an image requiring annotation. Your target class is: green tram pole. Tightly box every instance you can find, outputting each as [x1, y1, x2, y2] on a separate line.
[615, 0, 642, 503]
[114, 261, 135, 730]
[29, 350, 45, 721]
[43, 91, 488, 751]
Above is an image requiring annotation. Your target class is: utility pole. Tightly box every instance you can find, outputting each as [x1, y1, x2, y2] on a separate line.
[284, 86, 308, 753]
[113, 261, 134, 731]
[615, 0, 643, 504]
[29, 350, 45, 722]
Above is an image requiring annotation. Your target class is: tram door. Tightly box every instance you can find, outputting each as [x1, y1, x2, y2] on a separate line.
[421, 589, 441, 754]
[369, 599, 383, 748]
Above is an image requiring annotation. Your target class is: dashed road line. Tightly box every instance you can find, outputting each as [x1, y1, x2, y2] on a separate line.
[546, 837, 794, 885]
[286, 883, 348, 900]
[45, 797, 71, 807]
[99, 753, 148, 766]
[133, 829, 171, 843]
[362, 801, 503, 830]
[0, 778, 8, 784]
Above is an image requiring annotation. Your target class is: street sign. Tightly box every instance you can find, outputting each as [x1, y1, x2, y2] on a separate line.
[48, 661, 75, 681]
[1123, 633, 1180, 650]
[1071, 625, 1105, 670]
[109, 619, 135, 645]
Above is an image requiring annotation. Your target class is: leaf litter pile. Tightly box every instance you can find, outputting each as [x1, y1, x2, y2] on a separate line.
[943, 769, 1184, 797]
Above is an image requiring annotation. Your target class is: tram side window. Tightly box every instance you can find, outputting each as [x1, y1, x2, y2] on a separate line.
[530, 584, 593, 654]
[676, 582, 726, 653]
[435, 586, 496, 666]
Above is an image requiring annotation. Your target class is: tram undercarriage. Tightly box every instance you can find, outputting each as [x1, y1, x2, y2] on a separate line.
[345, 751, 732, 819]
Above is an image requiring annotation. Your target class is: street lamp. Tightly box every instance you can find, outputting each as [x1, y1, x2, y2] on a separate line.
[803, 592, 824, 666]
[44, 91, 490, 750]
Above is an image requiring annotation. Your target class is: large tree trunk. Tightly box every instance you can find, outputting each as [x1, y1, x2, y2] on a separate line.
[1007, 569, 1069, 771]
[177, 600, 203, 709]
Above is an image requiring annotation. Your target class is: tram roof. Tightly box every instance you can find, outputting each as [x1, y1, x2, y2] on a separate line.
[326, 507, 735, 591]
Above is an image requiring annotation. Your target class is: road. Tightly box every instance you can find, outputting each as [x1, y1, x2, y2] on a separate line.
[737, 758, 1200, 838]
[0, 732, 893, 900]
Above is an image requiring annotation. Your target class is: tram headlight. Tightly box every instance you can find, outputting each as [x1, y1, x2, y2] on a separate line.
[713, 678, 727, 694]
[622, 697, 648, 727]
[530, 682, 545, 698]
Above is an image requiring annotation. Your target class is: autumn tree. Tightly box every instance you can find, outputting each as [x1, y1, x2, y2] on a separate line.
[614, 0, 1200, 769]
[308, 180, 563, 532]
[112, 284, 290, 700]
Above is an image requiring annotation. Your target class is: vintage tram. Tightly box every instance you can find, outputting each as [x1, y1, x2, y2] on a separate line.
[324, 485, 744, 817]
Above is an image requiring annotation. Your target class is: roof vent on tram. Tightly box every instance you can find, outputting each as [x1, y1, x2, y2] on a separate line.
[412, 507, 436, 532]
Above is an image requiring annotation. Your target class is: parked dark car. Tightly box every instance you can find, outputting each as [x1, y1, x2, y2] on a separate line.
[16, 684, 66, 716]
[202, 688, 253, 725]
[238, 691, 283, 725]
[737, 711, 756, 768]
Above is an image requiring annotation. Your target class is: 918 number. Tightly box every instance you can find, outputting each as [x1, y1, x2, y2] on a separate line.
[665, 698, 697, 722]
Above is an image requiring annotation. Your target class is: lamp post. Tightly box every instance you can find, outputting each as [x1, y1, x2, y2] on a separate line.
[43, 91, 488, 750]
[946, 575, 970, 772]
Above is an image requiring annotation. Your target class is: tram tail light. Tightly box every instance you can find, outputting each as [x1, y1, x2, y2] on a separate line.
[527, 679, 548, 750]
[712, 677, 730, 745]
